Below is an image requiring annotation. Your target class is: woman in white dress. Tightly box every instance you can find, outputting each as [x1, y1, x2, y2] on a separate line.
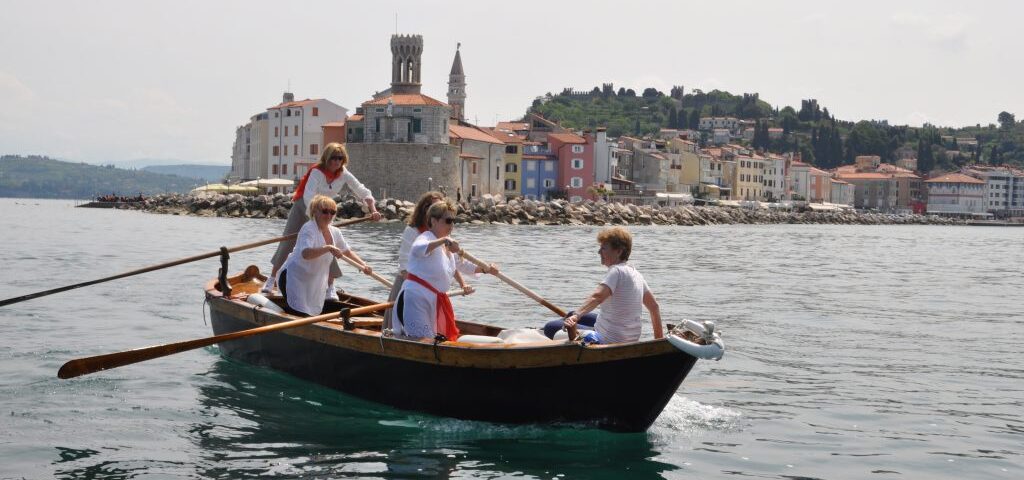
[394, 200, 498, 340]
[264, 143, 380, 297]
[383, 190, 447, 331]
[278, 195, 372, 317]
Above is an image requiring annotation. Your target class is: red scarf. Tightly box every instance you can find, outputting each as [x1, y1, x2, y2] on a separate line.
[292, 165, 343, 202]
[406, 273, 459, 341]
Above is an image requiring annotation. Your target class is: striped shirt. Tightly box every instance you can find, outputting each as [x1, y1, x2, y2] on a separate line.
[595, 263, 650, 344]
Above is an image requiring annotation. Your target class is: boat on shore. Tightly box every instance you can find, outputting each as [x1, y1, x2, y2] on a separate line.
[206, 266, 718, 432]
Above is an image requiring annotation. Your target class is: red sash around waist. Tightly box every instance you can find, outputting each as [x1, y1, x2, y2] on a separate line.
[406, 273, 460, 340]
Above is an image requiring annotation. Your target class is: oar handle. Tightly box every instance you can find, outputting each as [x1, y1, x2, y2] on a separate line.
[0, 216, 373, 308]
[57, 301, 392, 379]
[459, 250, 567, 317]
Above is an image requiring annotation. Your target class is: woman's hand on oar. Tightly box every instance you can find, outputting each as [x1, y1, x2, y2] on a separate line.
[57, 301, 392, 379]
[458, 250, 567, 317]
[0, 216, 373, 308]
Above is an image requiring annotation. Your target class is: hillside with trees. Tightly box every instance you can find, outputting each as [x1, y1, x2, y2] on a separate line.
[528, 86, 1024, 173]
[0, 155, 203, 199]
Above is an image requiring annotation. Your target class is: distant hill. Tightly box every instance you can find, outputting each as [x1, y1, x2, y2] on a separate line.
[142, 164, 228, 183]
[528, 85, 1024, 172]
[0, 155, 202, 199]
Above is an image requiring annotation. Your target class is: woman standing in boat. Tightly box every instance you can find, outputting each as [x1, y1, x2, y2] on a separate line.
[543, 227, 664, 343]
[278, 195, 373, 316]
[383, 190, 446, 331]
[263, 143, 381, 297]
[395, 200, 497, 340]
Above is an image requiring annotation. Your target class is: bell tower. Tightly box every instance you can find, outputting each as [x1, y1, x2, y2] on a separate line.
[390, 34, 423, 94]
[447, 43, 466, 121]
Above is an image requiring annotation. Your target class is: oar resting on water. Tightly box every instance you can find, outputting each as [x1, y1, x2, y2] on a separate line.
[57, 301, 392, 379]
[0, 216, 373, 308]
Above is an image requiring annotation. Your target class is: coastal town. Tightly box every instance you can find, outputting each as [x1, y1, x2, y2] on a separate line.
[225, 34, 1023, 222]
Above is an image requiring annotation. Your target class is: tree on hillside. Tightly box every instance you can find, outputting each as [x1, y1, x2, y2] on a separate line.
[998, 111, 1016, 130]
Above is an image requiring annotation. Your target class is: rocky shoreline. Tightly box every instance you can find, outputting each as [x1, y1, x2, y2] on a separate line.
[112, 193, 965, 226]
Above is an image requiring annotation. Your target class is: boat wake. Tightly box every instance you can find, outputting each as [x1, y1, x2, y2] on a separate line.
[650, 394, 743, 436]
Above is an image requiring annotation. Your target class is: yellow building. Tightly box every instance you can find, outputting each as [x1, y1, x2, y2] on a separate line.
[732, 153, 765, 201]
[489, 127, 524, 198]
[668, 138, 702, 193]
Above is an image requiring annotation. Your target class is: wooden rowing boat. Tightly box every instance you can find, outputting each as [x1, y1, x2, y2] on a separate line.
[205, 266, 702, 432]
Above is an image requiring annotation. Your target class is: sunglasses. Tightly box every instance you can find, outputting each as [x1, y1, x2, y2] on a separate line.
[328, 156, 345, 162]
[320, 208, 337, 215]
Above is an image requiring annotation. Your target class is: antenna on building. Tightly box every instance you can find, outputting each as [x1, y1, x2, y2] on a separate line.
[395, 13, 398, 34]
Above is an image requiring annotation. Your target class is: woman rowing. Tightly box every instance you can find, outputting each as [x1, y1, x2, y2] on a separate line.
[278, 195, 372, 316]
[263, 143, 381, 299]
[394, 200, 498, 340]
[383, 190, 446, 331]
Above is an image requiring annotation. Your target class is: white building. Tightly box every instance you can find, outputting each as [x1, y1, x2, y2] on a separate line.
[788, 161, 811, 201]
[699, 117, 740, 132]
[266, 92, 348, 182]
[963, 166, 1024, 217]
[830, 178, 855, 206]
[925, 173, 987, 217]
[762, 153, 787, 202]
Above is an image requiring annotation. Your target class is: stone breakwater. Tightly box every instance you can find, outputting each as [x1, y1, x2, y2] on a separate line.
[117, 193, 964, 226]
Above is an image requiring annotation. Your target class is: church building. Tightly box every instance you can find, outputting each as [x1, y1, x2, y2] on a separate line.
[345, 35, 504, 201]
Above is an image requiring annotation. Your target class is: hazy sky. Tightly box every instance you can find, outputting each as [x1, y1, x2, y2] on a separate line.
[2, 0, 1021, 165]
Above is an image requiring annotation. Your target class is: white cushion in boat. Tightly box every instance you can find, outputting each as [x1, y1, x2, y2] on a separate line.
[498, 328, 556, 344]
[457, 334, 504, 344]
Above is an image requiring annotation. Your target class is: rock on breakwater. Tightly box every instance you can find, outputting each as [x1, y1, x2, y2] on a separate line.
[116, 193, 964, 226]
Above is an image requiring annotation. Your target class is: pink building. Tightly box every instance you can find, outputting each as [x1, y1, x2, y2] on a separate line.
[547, 132, 595, 201]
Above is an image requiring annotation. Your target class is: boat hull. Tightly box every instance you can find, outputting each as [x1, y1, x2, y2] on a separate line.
[206, 273, 698, 432]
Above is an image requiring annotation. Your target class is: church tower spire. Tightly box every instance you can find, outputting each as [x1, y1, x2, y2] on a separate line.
[447, 43, 466, 121]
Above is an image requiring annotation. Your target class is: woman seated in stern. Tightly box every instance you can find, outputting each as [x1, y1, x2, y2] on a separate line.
[384, 190, 446, 331]
[277, 195, 372, 317]
[394, 200, 498, 341]
[542, 226, 663, 344]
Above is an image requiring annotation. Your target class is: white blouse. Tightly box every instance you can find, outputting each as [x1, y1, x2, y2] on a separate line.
[302, 168, 374, 206]
[280, 221, 351, 316]
[406, 231, 478, 292]
[396, 226, 420, 272]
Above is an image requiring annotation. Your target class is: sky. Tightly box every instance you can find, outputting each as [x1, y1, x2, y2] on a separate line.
[1, 0, 1021, 165]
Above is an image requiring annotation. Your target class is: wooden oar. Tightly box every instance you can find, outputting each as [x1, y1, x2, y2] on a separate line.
[57, 301, 392, 379]
[337, 255, 468, 297]
[0, 216, 373, 308]
[459, 250, 567, 317]
[337, 255, 395, 288]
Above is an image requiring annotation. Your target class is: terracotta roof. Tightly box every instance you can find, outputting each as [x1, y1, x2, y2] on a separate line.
[486, 128, 524, 143]
[322, 122, 345, 127]
[347, 114, 363, 121]
[364, 93, 447, 107]
[268, 99, 321, 109]
[547, 133, 587, 144]
[450, 124, 505, 144]
[809, 167, 830, 175]
[830, 178, 850, 184]
[925, 173, 985, 184]
[496, 121, 529, 131]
